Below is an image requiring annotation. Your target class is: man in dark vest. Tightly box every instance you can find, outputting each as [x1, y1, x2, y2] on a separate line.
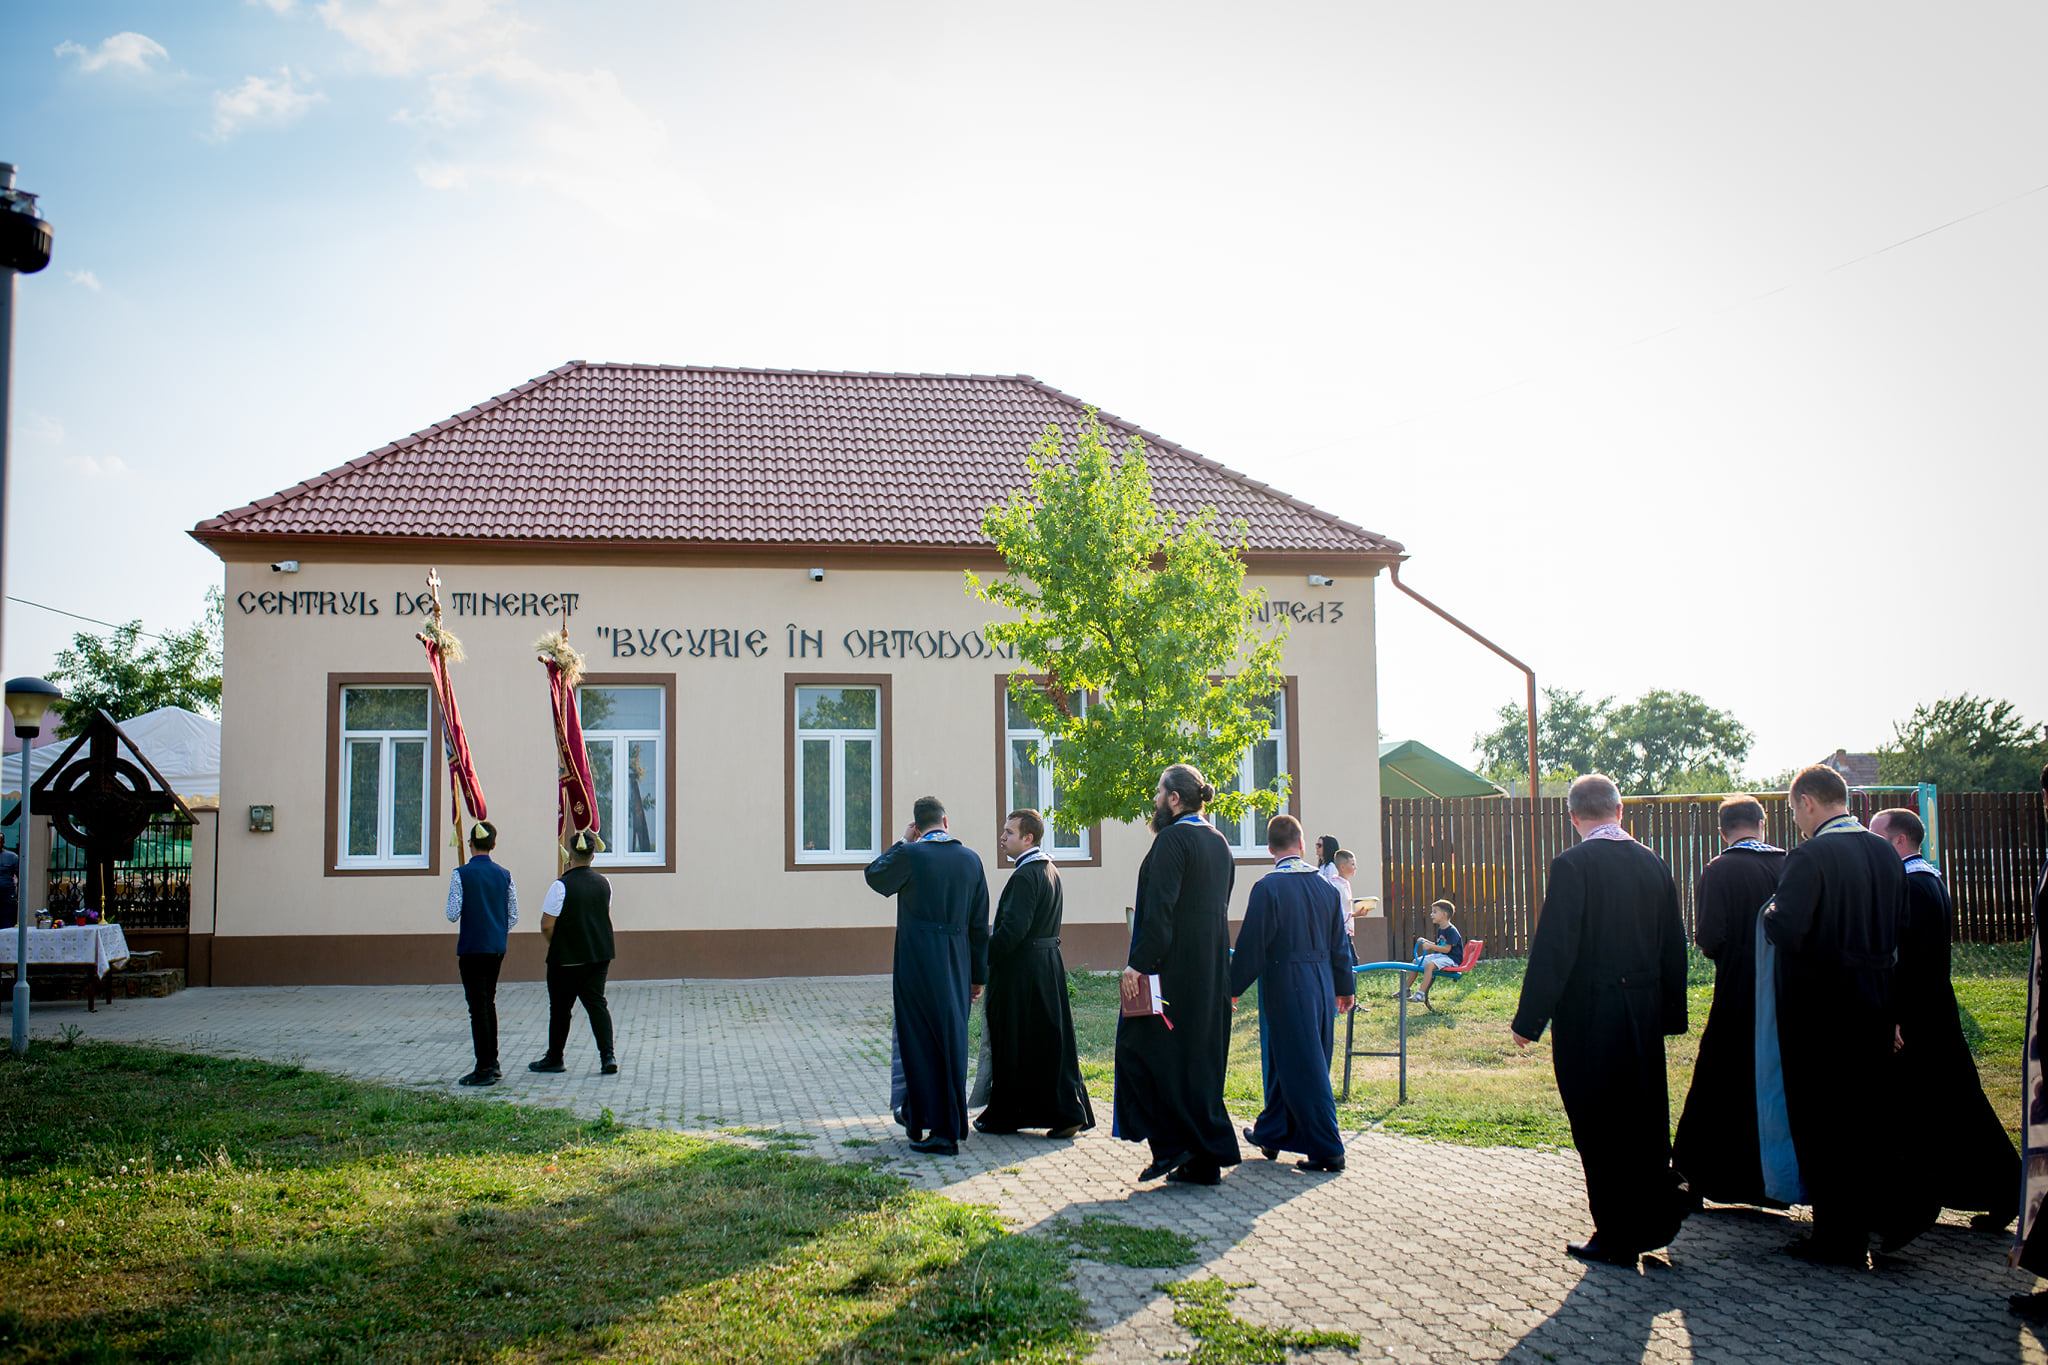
[531, 828, 618, 1076]
[446, 820, 517, 1087]
[1512, 773, 1694, 1266]
[1764, 764, 1922, 1265]
[1114, 762, 1240, 1186]
[1872, 805, 2019, 1230]
[973, 807, 1093, 1139]
[1673, 795, 1785, 1204]
[866, 795, 990, 1156]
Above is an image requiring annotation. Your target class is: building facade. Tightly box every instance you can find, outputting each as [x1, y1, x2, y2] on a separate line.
[192, 364, 1403, 985]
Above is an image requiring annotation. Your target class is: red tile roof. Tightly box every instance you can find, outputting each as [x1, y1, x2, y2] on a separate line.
[192, 363, 1401, 557]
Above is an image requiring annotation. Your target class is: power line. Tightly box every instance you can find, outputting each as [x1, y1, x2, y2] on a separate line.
[4, 596, 164, 640]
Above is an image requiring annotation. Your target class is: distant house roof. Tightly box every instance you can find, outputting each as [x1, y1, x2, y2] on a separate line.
[191, 363, 1404, 560]
[1379, 739, 1505, 800]
[1820, 749, 1883, 786]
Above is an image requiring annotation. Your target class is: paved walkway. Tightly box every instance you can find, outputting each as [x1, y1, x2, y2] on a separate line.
[37, 980, 2048, 1364]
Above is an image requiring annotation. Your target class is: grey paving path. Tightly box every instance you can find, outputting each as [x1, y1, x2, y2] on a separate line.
[35, 982, 2048, 1364]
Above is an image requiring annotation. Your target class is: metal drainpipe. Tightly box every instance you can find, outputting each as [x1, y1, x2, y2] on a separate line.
[1385, 561, 1544, 924]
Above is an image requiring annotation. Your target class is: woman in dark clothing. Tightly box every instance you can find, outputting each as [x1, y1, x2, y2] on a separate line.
[975, 808, 1094, 1138]
[530, 829, 618, 1076]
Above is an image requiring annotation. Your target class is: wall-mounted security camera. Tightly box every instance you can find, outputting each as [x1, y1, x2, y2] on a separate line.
[807, 567, 825, 582]
[270, 560, 300, 574]
[1307, 573, 1335, 587]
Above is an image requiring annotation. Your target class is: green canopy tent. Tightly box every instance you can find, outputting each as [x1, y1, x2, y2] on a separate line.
[1379, 739, 1504, 800]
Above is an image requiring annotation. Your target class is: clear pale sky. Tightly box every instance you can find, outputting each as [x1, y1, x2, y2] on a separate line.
[4, 0, 2043, 778]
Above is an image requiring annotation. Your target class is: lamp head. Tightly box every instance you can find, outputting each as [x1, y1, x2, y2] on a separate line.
[3, 677, 62, 738]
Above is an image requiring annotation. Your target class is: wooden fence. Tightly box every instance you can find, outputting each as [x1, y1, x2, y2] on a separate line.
[1381, 791, 2047, 958]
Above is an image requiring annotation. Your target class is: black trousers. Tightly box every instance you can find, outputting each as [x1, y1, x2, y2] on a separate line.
[546, 961, 615, 1061]
[457, 952, 504, 1071]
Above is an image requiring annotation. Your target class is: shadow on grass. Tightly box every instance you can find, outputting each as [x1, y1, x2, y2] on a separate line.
[0, 1044, 971, 1362]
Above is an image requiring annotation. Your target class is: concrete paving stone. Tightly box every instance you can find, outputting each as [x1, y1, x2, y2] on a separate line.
[36, 977, 2048, 1364]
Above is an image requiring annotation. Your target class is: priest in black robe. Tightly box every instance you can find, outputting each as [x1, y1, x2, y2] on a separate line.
[1872, 806, 2019, 1228]
[1673, 796, 1785, 1205]
[865, 794, 990, 1156]
[1114, 762, 1240, 1185]
[1229, 814, 1355, 1171]
[1763, 765, 1925, 1265]
[973, 808, 1094, 1138]
[1512, 774, 1693, 1266]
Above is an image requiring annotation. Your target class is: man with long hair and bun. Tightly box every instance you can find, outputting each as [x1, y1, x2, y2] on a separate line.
[1113, 762, 1240, 1185]
[530, 828, 619, 1076]
[446, 819, 517, 1087]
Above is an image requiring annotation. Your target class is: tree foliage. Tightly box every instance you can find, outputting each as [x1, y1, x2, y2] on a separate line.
[967, 412, 1288, 829]
[1877, 694, 2048, 792]
[46, 587, 224, 737]
[1475, 685, 1753, 795]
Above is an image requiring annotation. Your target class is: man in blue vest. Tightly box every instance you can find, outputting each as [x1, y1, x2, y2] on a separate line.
[446, 820, 518, 1086]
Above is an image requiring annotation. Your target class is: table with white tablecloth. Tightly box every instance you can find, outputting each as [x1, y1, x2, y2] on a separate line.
[1, 924, 132, 1010]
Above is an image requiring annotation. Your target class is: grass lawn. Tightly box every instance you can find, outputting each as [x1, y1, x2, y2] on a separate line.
[0, 1043, 1092, 1363]
[1061, 943, 2031, 1150]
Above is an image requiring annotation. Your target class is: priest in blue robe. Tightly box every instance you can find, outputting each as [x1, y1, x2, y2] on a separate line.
[1229, 814, 1355, 1171]
[866, 794, 990, 1155]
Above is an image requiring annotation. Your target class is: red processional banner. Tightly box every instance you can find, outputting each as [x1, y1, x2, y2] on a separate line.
[545, 658, 599, 840]
[424, 640, 488, 824]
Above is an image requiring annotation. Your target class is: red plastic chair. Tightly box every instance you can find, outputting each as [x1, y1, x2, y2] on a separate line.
[1419, 938, 1484, 1012]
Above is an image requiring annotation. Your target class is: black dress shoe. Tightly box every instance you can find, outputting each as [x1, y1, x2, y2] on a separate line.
[1165, 1164, 1221, 1186]
[1045, 1124, 1082, 1140]
[1567, 1238, 1639, 1266]
[1138, 1151, 1192, 1182]
[1783, 1238, 1869, 1269]
[600, 1058, 619, 1075]
[973, 1117, 1016, 1135]
[908, 1137, 958, 1155]
[2011, 1291, 2048, 1319]
[1296, 1158, 1345, 1173]
[1243, 1127, 1279, 1161]
[528, 1057, 566, 1073]
[458, 1069, 500, 1087]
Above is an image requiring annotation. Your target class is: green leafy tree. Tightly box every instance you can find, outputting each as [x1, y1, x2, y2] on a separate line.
[967, 411, 1288, 830]
[1877, 694, 2048, 792]
[1475, 685, 1752, 794]
[46, 587, 224, 737]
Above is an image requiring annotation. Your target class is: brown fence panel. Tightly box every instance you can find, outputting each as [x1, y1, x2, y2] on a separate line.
[1383, 789, 2047, 956]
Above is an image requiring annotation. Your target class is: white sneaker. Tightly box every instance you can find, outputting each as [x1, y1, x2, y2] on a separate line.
[1406, 991, 1425, 1003]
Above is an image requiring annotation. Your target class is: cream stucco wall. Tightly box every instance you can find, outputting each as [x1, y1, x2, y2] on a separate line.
[217, 558, 1381, 958]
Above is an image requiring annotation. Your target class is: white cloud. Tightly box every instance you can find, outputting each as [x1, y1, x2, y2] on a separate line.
[21, 412, 64, 449]
[54, 32, 169, 74]
[317, 0, 527, 76]
[67, 270, 101, 292]
[63, 455, 129, 481]
[248, 0, 298, 12]
[211, 68, 326, 138]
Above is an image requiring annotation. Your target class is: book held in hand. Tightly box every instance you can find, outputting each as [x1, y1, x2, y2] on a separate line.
[1120, 972, 1168, 1019]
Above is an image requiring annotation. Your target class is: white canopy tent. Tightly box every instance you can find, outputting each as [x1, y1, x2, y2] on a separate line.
[4, 706, 221, 800]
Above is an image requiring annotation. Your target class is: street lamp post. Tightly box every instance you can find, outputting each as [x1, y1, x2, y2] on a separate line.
[0, 164, 54, 659]
[8, 676, 60, 1054]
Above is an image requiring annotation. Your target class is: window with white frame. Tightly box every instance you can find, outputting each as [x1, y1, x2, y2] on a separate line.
[1213, 690, 1288, 855]
[579, 685, 665, 865]
[1005, 684, 1089, 859]
[338, 686, 431, 869]
[795, 686, 880, 862]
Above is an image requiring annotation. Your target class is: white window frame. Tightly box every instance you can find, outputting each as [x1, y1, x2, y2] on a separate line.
[579, 685, 666, 867]
[336, 685, 431, 870]
[1004, 687, 1091, 861]
[795, 687, 882, 864]
[1216, 689, 1290, 856]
